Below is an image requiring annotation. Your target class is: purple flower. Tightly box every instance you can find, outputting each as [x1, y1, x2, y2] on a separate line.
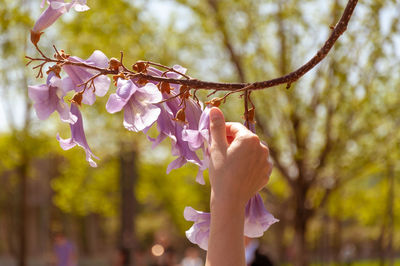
[56, 103, 98, 167]
[62, 50, 111, 105]
[184, 195, 278, 250]
[67, 0, 90, 12]
[163, 97, 203, 173]
[182, 105, 211, 184]
[106, 79, 162, 132]
[184, 207, 211, 250]
[143, 65, 204, 174]
[244, 193, 279, 237]
[182, 105, 211, 151]
[33, 0, 89, 34]
[28, 71, 77, 124]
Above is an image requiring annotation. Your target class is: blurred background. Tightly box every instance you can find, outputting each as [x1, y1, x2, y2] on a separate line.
[0, 0, 399, 265]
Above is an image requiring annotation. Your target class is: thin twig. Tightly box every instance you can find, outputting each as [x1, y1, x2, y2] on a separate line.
[244, 90, 250, 128]
[157, 91, 186, 104]
[26, 0, 358, 94]
[206, 90, 218, 97]
[145, 61, 191, 79]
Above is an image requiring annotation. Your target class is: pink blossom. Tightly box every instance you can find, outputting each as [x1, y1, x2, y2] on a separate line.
[106, 79, 162, 132]
[62, 50, 111, 105]
[56, 103, 98, 167]
[33, 0, 89, 34]
[28, 71, 77, 124]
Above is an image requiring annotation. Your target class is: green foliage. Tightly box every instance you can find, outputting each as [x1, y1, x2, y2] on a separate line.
[52, 151, 119, 216]
[136, 159, 209, 234]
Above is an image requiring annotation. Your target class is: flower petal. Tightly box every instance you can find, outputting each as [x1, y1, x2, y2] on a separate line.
[244, 193, 279, 238]
[28, 84, 58, 120]
[32, 0, 66, 33]
[182, 128, 203, 151]
[166, 156, 186, 174]
[137, 83, 162, 103]
[184, 207, 210, 251]
[123, 99, 160, 132]
[86, 50, 109, 69]
[62, 50, 110, 105]
[106, 94, 126, 114]
[116, 79, 137, 100]
[93, 75, 111, 97]
[56, 104, 98, 167]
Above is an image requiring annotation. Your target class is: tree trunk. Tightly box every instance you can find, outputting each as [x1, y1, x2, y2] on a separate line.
[119, 145, 138, 266]
[332, 217, 342, 263]
[274, 214, 288, 264]
[292, 184, 309, 266]
[293, 218, 308, 266]
[18, 157, 28, 266]
[386, 163, 394, 266]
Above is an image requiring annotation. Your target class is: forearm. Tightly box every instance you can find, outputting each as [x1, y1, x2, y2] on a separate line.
[206, 192, 246, 266]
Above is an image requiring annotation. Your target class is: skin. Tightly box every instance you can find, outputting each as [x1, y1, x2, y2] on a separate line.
[206, 107, 272, 266]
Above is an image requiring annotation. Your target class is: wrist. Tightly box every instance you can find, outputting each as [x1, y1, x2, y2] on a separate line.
[210, 189, 247, 213]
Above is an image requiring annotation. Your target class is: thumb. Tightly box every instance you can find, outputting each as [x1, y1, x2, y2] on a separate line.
[209, 107, 228, 150]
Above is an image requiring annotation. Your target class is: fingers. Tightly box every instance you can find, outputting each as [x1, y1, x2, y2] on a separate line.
[209, 107, 228, 150]
[225, 122, 250, 138]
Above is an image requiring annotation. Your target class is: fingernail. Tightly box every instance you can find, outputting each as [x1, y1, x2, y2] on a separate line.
[209, 108, 222, 123]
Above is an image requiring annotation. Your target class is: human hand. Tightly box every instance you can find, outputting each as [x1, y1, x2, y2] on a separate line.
[208, 107, 272, 210]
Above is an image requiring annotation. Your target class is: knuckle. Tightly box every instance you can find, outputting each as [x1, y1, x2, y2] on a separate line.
[244, 134, 260, 145]
[264, 147, 270, 158]
[263, 174, 270, 185]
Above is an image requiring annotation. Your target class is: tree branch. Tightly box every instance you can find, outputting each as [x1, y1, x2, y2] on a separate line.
[27, 0, 359, 94]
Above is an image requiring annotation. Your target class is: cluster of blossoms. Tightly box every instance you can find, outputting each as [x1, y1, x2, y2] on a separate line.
[27, 0, 278, 250]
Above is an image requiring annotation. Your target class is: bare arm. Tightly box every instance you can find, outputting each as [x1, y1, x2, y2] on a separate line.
[206, 108, 272, 266]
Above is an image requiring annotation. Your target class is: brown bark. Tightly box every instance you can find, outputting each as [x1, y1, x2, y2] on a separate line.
[17, 154, 28, 266]
[386, 163, 394, 266]
[292, 182, 310, 266]
[332, 217, 342, 262]
[119, 145, 138, 266]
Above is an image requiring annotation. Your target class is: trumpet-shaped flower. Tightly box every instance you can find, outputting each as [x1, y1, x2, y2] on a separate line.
[62, 50, 111, 105]
[143, 65, 204, 174]
[184, 207, 211, 250]
[28, 71, 77, 124]
[182, 105, 211, 151]
[182, 105, 211, 184]
[163, 96, 203, 173]
[106, 79, 162, 132]
[244, 193, 279, 237]
[33, 0, 89, 34]
[56, 103, 98, 167]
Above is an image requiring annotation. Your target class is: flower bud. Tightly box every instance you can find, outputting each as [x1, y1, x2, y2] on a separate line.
[30, 30, 43, 46]
[54, 49, 70, 60]
[243, 107, 256, 124]
[109, 58, 121, 71]
[179, 85, 191, 99]
[248, 107, 255, 122]
[137, 78, 148, 86]
[173, 108, 186, 123]
[46, 65, 62, 78]
[132, 61, 147, 73]
[112, 73, 127, 85]
[160, 82, 171, 94]
[71, 92, 83, 106]
[205, 97, 223, 107]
